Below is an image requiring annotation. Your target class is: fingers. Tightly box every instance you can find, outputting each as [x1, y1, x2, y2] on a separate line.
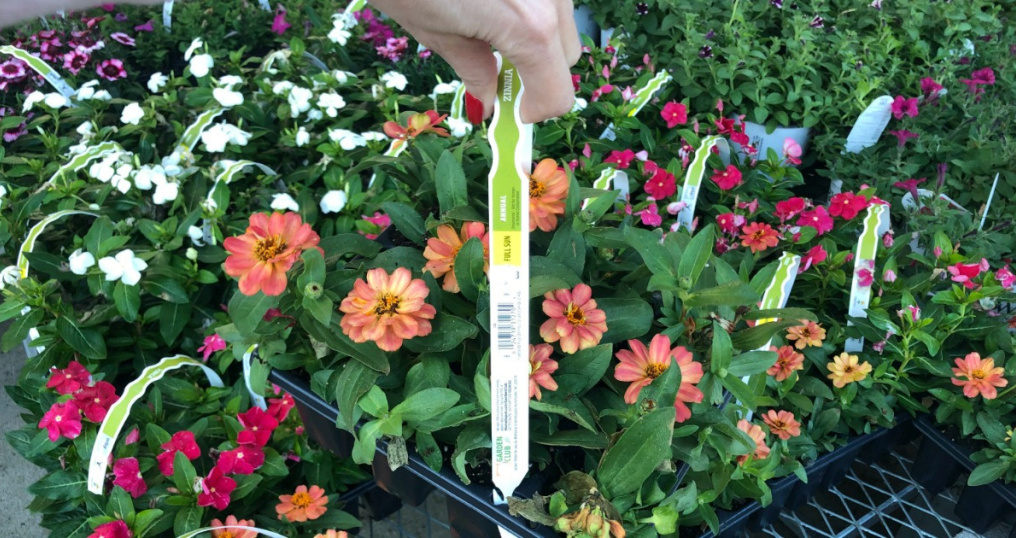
[409, 29, 499, 120]
[499, 7, 576, 123]
[555, 0, 582, 67]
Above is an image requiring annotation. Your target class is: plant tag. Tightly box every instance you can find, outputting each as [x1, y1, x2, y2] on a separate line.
[450, 83, 467, 121]
[844, 204, 890, 352]
[202, 160, 278, 244]
[163, 1, 173, 31]
[599, 70, 672, 140]
[41, 141, 124, 190]
[581, 168, 630, 211]
[18, 210, 99, 279]
[179, 526, 286, 538]
[88, 355, 224, 494]
[367, 139, 408, 188]
[676, 136, 729, 232]
[258, 0, 271, 10]
[0, 46, 76, 99]
[177, 108, 226, 153]
[843, 95, 893, 154]
[980, 173, 1000, 230]
[488, 54, 532, 517]
[243, 344, 268, 410]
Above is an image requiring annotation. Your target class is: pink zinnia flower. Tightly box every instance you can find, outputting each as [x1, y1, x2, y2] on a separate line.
[339, 267, 437, 352]
[660, 101, 687, 128]
[96, 58, 127, 81]
[783, 138, 802, 165]
[711, 165, 742, 190]
[198, 467, 237, 510]
[891, 96, 918, 119]
[158, 431, 201, 475]
[197, 334, 227, 362]
[110, 32, 135, 46]
[528, 344, 559, 401]
[736, 419, 770, 464]
[539, 284, 608, 354]
[88, 520, 132, 538]
[237, 406, 279, 447]
[113, 457, 147, 498]
[951, 352, 1008, 399]
[604, 149, 637, 169]
[73, 381, 119, 422]
[796, 206, 834, 235]
[47, 361, 92, 394]
[614, 334, 703, 422]
[39, 401, 82, 442]
[762, 410, 801, 440]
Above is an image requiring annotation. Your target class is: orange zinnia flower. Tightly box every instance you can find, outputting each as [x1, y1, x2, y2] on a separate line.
[224, 212, 322, 296]
[529, 158, 569, 232]
[767, 345, 804, 381]
[951, 352, 1008, 399]
[762, 410, 801, 440]
[383, 110, 449, 140]
[210, 515, 257, 538]
[739, 222, 780, 253]
[736, 419, 770, 465]
[786, 320, 826, 350]
[539, 283, 607, 354]
[826, 352, 872, 388]
[529, 344, 559, 401]
[614, 334, 703, 422]
[339, 267, 437, 352]
[276, 484, 328, 522]
[314, 531, 349, 538]
[423, 222, 489, 293]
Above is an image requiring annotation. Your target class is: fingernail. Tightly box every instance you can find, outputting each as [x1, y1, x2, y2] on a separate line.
[464, 91, 484, 126]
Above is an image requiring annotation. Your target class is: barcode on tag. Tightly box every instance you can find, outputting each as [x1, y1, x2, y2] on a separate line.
[496, 303, 517, 350]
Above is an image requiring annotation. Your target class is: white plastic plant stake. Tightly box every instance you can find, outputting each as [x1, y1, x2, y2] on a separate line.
[844, 204, 890, 353]
[581, 168, 630, 212]
[242, 344, 268, 410]
[0, 46, 76, 99]
[980, 173, 1000, 231]
[599, 70, 671, 141]
[488, 54, 532, 538]
[163, 1, 173, 31]
[830, 95, 893, 195]
[675, 136, 730, 232]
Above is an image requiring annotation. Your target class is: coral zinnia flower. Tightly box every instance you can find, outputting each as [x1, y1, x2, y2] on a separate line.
[277, 484, 328, 522]
[383, 110, 449, 140]
[951, 352, 1008, 399]
[767, 345, 804, 381]
[739, 222, 780, 253]
[827, 352, 872, 388]
[529, 344, 559, 401]
[423, 222, 489, 293]
[736, 419, 770, 465]
[614, 334, 703, 422]
[762, 410, 801, 440]
[339, 267, 437, 352]
[529, 158, 569, 232]
[786, 321, 826, 350]
[314, 531, 350, 538]
[211, 515, 257, 538]
[539, 284, 608, 354]
[224, 212, 322, 296]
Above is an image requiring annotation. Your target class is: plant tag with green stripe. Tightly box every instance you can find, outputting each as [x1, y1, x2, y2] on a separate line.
[487, 54, 532, 521]
[88, 355, 223, 494]
[581, 168, 629, 212]
[599, 70, 672, 141]
[18, 210, 99, 279]
[676, 136, 730, 232]
[0, 46, 76, 98]
[844, 203, 890, 353]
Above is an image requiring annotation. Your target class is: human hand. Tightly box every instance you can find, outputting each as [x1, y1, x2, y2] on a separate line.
[367, 0, 581, 124]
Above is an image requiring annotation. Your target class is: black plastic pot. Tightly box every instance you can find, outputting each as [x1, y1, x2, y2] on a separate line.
[911, 416, 1016, 534]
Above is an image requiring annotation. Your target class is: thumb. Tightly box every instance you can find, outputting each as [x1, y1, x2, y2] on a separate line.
[412, 31, 499, 121]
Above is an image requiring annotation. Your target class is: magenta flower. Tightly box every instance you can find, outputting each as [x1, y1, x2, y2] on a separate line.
[113, 457, 148, 498]
[197, 334, 226, 362]
[267, 393, 296, 422]
[47, 361, 92, 394]
[971, 67, 996, 85]
[660, 101, 687, 128]
[62, 49, 90, 74]
[891, 96, 918, 119]
[88, 520, 132, 538]
[0, 59, 27, 80]
[883, 269, 897, 283]
[996, 266, 1016, 289]
[783, 137, 802, 165]
[904, 305, 921, 322]
[887, 129, 919, 149]
[96, 58, 127, 81]
[100, 3, 115, 11]
[920, 77, 943, 98]
[857, 267, 874, 287]
[216, 445, 265, 475]
[73, 381, 119, 422]
[775, 197, 806, 222]
[38, 401, 82, 442]
[110, 32, 135, 46]
[604, 149, 637, 169]
[716, 213, 745, 235]
[711, 165, 743, 190]
[948, 260, 988, 289]
[883, 231, 894, 248]
[134, 20, 154, 32]
[796, 206, 834, 236]
[237, 406, 279, 447]
[157, 431, 201, 475]
[638, 203, 662, 227]
[644, 167, 676, 199]
[272, 7, 291, 35]
[376, 36, 409, 62]
[198, 467, 236, 510]
[892, 177, 925, 200]
[124, 427, 140, 445]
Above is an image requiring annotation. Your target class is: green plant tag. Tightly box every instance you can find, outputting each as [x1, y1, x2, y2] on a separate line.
[581, 168, 629, 212]
[487, 54, 532, 508]
[177, 108, 225, 153]
[599, 70, 672, 141]
[844, 203, 890, 352]
[88, 356, 224, 494]
[676, 136, 730, 231]
[242, 344, 268, 410]
[178, 525, 287, 538]
[42, 141, 124, 190]
[367, 139, 408, 188]
[450, 83, 467, 120]
[18, 210, 99, 279]
[0, 45, 76, 98]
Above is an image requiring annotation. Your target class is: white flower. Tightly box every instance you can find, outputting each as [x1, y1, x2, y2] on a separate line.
[272, 81, 294, 95]
[270, 193, 300, 212]
[92, 90, 112, 101]
[430, 80, 460, 99]
[133, 165, 165, 191]
[161, 152, 184, 177]
[187, 225, 206, 246]
[184, 38, 203, 60]
[295, 127, 310, 147]
[0, 183, 6, 204]
[288, 86, 313, 117]
[75, 80, 99, 100]
[361, 131, 387, 142]
[88, 154, 120, 183]
[447, 116, 472, 138]
[44, 93, 68, 109]
[151, 177, 179, 205]
[120, 102, 145, 125]
[147, 72, 168, 93]
[332, 70, 356, 85]
[571, 97, 588, 113]
[201, 122, 250, 152]
[328, 129, 366, 151]
[328, 25, 350, 45]
[22, 91, 45, 112]
[212, 88, 244, 107]
[319, 190, 347, 214]
[334, 11, 357, 29]
[218, 75, 243, 89]
[98, 250, 148, 286]
[186, 247, 198, 261]
[110, 163, 133, 194]
[189, 54, 214, 78]
[68, 249, 95, 275]
[76, 121, 94, 137]
[381, 71, 408, 91]
[316, 92, 345, 117]
[0, 266, 19, 289]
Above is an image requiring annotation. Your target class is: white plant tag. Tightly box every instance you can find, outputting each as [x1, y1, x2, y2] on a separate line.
[844, 95, 893, 154]
[676, 136, 729, 232]
[844, 204, 890, 353]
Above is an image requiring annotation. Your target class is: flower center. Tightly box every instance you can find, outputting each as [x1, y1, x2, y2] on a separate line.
[530, 178, 546, 198]
[800, 328, 812, 339]
[644, 362, 668, 379]
[291, 491, 313, 509]
[565, 304, 586, 326]
[221, 532, 234, 538]
[253, 234, 288, 262]
[772, 420, 786, 429]
[751, 230, 767, 240]
[971, 370, 986, 380]
[843, 365, 855, 374]
[530, 359, 541, 375]
[373, 292, 401, 316]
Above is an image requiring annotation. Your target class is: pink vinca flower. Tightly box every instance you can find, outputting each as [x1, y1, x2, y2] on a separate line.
[237, 406, 279, 447]
[660, 101, 687, 128]
[113, 457, 148, 498]
[948, 260, 988, 289]
[73, 380, 119, 422]
[89, 520, 132, 538]
[995, 266, 1016, 289]
[39, 401, 83, 442]
[47, 361, 92, 394]
[158, 430, 201, 475]
[197, 334, 227, 361]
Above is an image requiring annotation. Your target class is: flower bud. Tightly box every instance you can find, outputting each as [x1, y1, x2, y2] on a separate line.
[186, 248, 198, 261]
[304, 282, 323, 300]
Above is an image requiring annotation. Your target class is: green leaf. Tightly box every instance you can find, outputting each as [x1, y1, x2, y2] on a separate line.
[1, 309, 43, 352]
[547, 221, 586, 277]
[727, 350, 779, 377]
[159, 302, 191, 344]
[730, 320, 799, 350]
[391, 388, 460, 423]
[685, 281, 759, 307]
[133, 509, 166, 538]
[28, 470, 86, 500]
[228, 291, 278, 337]
[711, 321, 733, 374]
[173, 506, 203, 537]
[83, 217, 114, 256]
[677, 225, 715, 282]
[623, 227, 676, 277]
[721, 374, 758, 410]
[597, 407, 676, 498]
[113, 281, 140, 322]
[404, 356, 451, 396]
[107, 485, 135, 521]
[403, 314, 478, 353]
[452, 424, 491, 484]
[335, 360, 379, 432]
[297, 248, 326, 290]
[300, 315, 390, 373]
[968, 460, 1008, 486]
[319, 233, 383, 259]
[551, 344, 612, 398]
[415, 431, 443, 472]
[381, 201, 426, 245]
[260, 449, 289, 476]
[453, 237, 486, 302]
[597, 297, 653, 343]
[530, 400, 597, 432]
[142, 276, 190, 304]
[171, 451, 196, 494]
[436, 150, 469, 214]
[56, 316, 106, 360]
[532, 429, 608, 449]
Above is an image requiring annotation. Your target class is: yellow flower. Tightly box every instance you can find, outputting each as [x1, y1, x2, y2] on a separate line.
[826, 352, 872, 388]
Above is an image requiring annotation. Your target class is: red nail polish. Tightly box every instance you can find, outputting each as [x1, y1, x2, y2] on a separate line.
[464, 91, 484, 126]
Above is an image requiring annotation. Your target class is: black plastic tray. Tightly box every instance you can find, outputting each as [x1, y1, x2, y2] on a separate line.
[911, 415, 1016, 534]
